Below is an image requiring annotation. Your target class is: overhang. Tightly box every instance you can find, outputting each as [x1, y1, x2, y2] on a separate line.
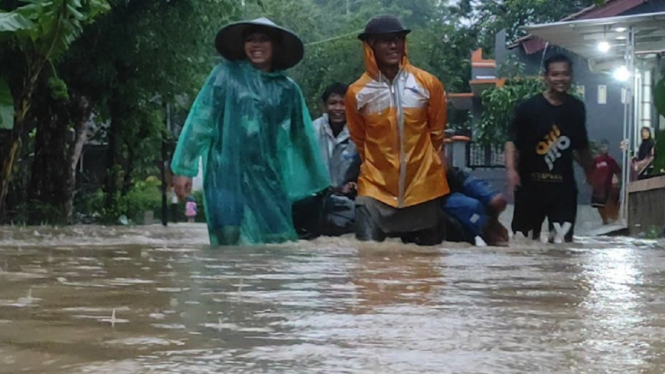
[522, 11, 665, 72]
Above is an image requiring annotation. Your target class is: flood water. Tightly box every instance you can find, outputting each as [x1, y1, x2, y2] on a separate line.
[1, 224, 665, 373]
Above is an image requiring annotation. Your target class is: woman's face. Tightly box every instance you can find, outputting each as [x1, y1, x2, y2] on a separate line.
[244, 32, 273, 71]
[642, 128, 651, 140]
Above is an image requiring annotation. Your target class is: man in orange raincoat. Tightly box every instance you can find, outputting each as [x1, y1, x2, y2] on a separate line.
[345, 15, 449, 245]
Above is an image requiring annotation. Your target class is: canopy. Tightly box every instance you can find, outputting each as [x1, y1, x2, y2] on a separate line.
[523, 11, 665, 72]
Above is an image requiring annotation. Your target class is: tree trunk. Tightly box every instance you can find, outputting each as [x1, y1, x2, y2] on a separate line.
[27, 87, 68, 224]
[27, 84, 93, 224]
[121, 143, 134, 196]
[103, 93, 122, 211]
[0, 58, 45, 215]
[0, 131, 20, 218]
[63, 96, 92, 221]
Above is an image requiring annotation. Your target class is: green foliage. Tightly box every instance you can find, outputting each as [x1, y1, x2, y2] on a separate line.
[245, 0, 474, 112]
[477, 78, 545, 146]
[655, 76, 665, 121]
[0, 9, 32, 32]
[653, 129, 665, 175]
[81, 177, 163, 223]
[2, 0, 620, 224]
[4, 0, 110, 59]
[0, 77, 13, 129]
[497, 53, 528, 78]
[651, 77, 665, 175]
[121, 177, 163, 222]
[452, 0, 600, 51]
[644, 225, 662, 240]
[47, 76, 68, 100]
[9, 199, 63, 225]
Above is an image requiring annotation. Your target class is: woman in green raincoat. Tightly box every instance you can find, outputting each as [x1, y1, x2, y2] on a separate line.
[171, 18, 330, 245]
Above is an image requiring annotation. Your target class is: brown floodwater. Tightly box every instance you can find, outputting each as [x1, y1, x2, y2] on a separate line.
[1, 224, 665, 373]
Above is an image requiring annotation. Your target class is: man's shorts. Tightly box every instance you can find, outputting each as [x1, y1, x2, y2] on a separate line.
[443, 193, 487, 238]
[591, 193, 607, 208]
[512, 184, 577, 242]
[443, 168, 500, 239]
[590, 186, 611, 208]
[446, 168, 499, 206]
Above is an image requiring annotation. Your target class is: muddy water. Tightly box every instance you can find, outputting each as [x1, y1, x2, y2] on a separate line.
[1, 224, 665, 373]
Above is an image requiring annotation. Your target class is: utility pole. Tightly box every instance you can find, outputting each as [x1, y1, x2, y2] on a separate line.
[161, 102, 169, 227]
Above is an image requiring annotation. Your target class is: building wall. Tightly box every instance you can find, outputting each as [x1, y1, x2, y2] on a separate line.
[628, 176, 665, 235]
[473, 67, 496, 78]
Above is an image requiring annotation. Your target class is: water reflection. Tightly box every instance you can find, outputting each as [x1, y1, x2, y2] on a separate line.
[1, 225, 665, 373]
[351, 246, 444, 312]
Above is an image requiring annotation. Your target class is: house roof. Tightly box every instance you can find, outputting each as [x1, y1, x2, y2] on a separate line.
[509, 0, 650, 53]
[522, 11, 665, 72]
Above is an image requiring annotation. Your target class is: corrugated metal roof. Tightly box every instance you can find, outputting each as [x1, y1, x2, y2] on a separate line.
[509, 0, 649, 52]
[522, 11, 665, 71]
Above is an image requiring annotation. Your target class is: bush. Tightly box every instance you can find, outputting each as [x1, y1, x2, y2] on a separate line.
[122, 177, 163, 222]
[477, 78, 545, 147]
[654, 77, 665, 175]
[75, 177, 163, 224]
[653, 129, 665, 175]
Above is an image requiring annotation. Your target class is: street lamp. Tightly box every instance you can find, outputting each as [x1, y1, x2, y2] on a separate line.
[613, 65, 631, 81]
[597, 40, 611, 53]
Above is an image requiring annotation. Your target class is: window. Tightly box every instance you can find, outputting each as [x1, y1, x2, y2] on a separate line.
[598, 85, 607, 104]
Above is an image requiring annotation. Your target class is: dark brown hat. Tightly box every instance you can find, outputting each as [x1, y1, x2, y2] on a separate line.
[358, 15, 411, 41]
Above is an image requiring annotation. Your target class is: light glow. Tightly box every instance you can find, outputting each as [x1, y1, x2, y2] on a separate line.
[597, 41, 611, 53]
[613, 66, 631, 82]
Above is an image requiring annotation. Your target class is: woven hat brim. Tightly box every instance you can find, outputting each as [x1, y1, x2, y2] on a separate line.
[215, 19, 304, 70]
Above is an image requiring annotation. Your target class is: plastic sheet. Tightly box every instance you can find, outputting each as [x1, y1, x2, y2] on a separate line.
[171, 60, 330, 245]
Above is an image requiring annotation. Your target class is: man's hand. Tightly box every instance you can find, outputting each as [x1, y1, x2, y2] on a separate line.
[332, 182, 357, 196]
[620, 139, 629, 152]
[173, 176, 193, 200]
[507, 169, 520, 195]
[341, 182, 357, 195]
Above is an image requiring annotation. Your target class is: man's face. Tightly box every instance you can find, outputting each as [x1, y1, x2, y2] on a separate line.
[544, 61, 572, 93]
[600, 144, 609, 154]
[325, 93, 346, 125]
[369, 33, 406, 67]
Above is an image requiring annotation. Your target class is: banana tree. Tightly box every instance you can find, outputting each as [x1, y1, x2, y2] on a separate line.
[0, 77, 12, 131]
[0, 0, 110, 213]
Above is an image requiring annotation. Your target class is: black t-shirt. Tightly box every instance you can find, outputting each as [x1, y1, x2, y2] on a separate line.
[508, 93, 589, 186]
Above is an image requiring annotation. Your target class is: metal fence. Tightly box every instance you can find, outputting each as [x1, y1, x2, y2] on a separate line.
[465, 142, 506, 169]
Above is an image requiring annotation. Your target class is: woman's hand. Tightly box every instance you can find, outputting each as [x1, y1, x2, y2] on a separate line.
[173, 176, 193, 200]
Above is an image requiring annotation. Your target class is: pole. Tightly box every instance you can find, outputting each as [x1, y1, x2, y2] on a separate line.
[161, 102, 169, 227]
[620, 26, 636, 225]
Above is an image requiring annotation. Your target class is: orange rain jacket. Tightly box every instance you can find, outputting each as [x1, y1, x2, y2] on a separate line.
[345, 41, 450, 208]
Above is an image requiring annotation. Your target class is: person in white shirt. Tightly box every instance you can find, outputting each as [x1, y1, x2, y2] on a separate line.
[294, 83, 360, 237]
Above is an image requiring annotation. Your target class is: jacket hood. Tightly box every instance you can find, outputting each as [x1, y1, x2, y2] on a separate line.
[362, 40, 410, 80]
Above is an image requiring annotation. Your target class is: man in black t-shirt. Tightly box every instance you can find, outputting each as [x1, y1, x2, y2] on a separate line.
[505, 54, 595, 243]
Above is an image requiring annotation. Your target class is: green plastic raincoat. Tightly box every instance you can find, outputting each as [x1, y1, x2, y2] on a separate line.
[171, 60, 330, 245]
